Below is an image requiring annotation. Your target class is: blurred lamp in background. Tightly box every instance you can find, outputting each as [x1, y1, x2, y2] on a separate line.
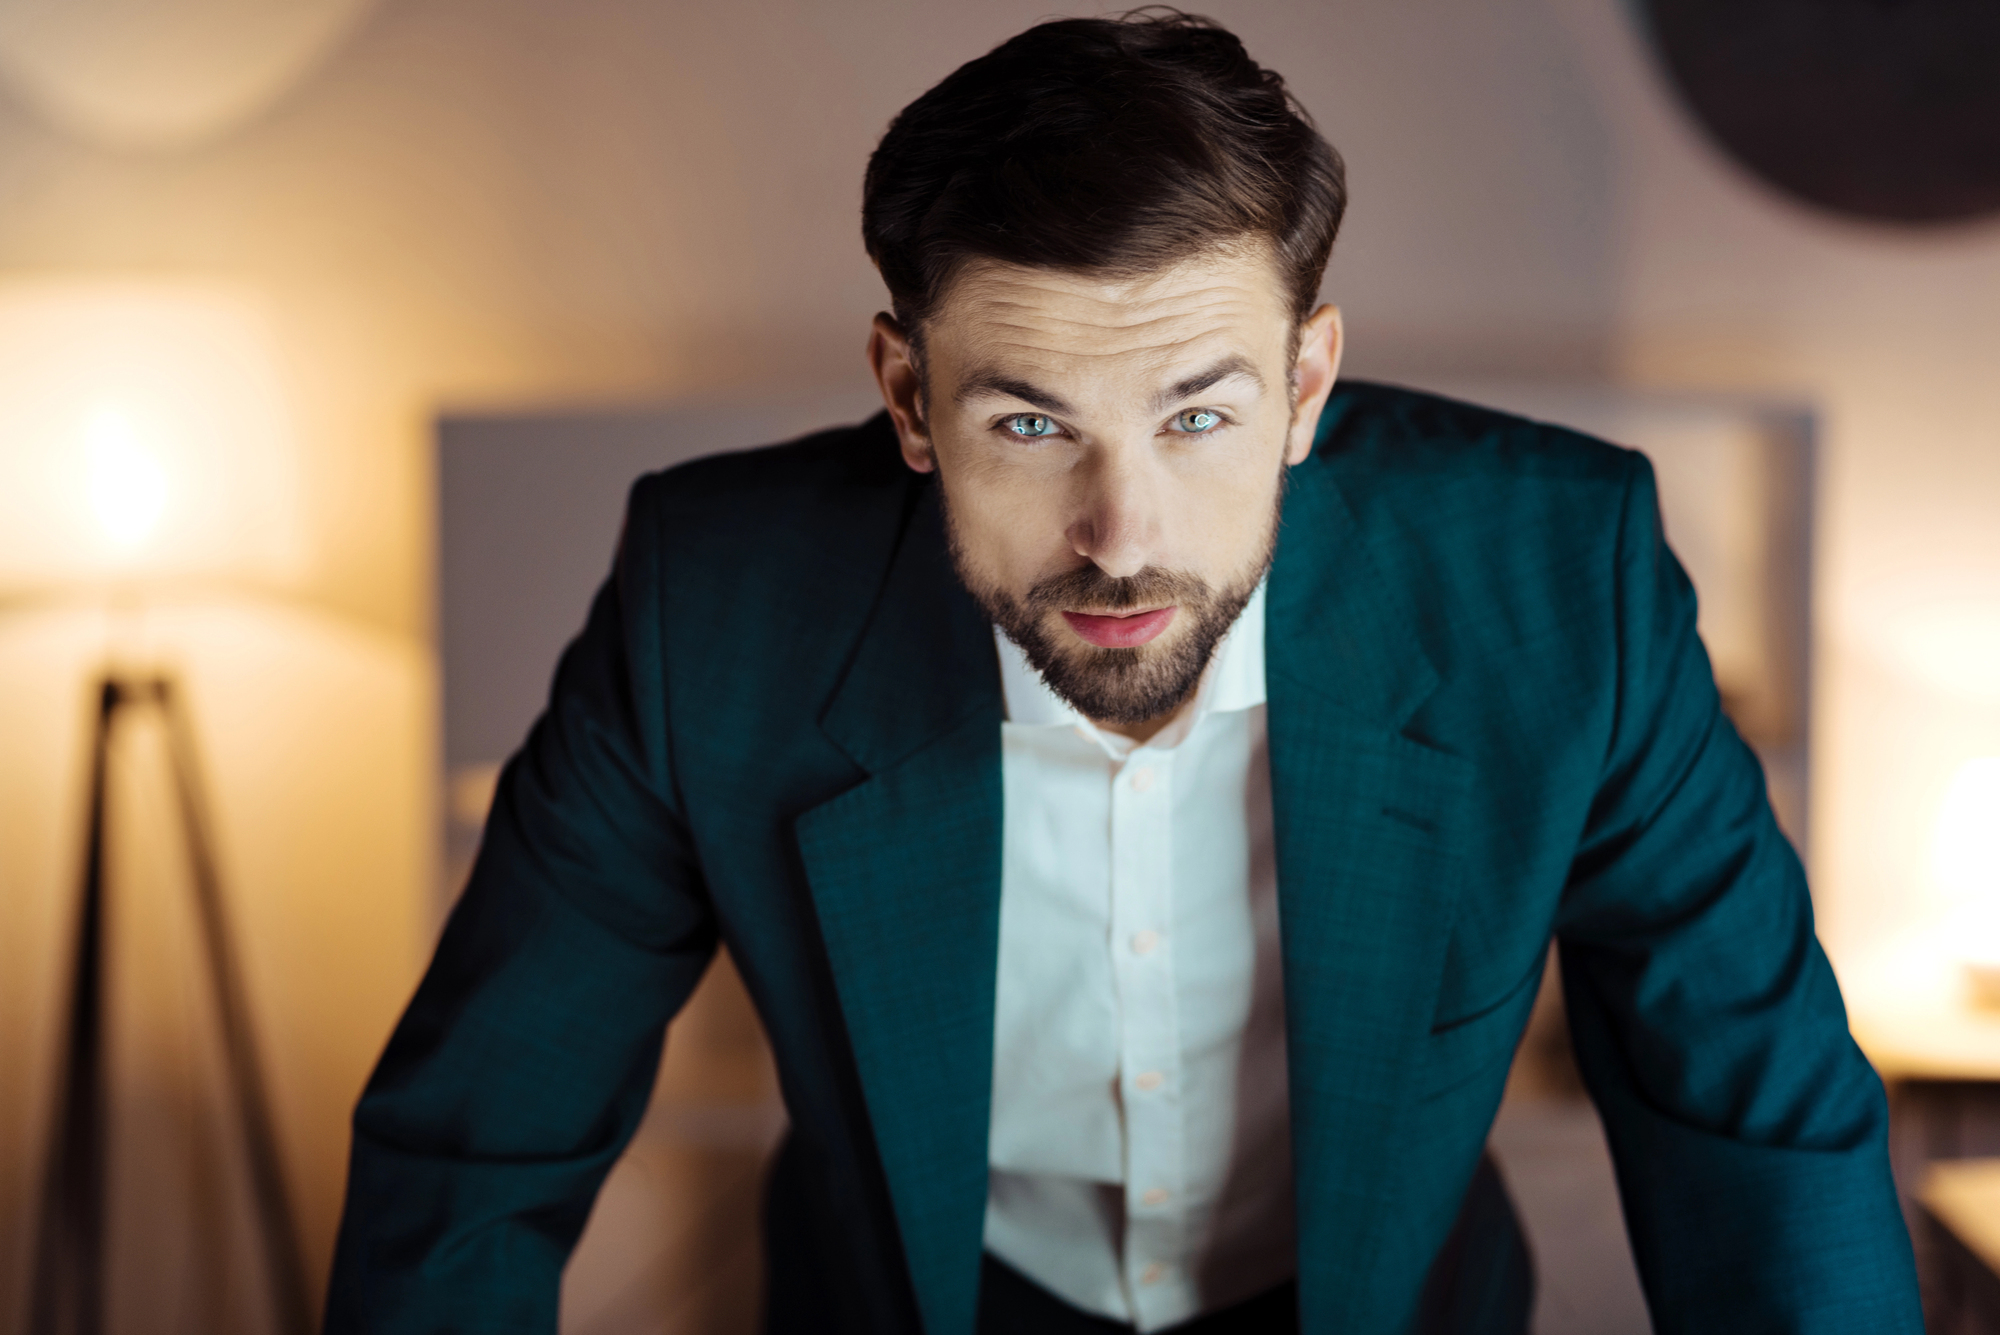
[0, 280, 304, 596]
[0, 278, 314, 1335]
[1938, 758, 2000, 1007]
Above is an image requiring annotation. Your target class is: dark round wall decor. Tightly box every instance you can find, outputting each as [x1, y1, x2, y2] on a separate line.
[1640, 0, 2000, 224]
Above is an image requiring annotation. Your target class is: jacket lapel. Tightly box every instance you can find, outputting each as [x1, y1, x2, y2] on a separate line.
[795, 449, 1479, 1333]
[1267, 456, 1478, 1330]
[795, 481, 1003, 1335]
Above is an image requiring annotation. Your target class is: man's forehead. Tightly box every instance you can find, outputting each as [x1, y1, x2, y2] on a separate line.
[929, 247, 1291, 372]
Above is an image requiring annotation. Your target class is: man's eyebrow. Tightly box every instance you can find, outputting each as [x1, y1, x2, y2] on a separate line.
[1154, 355, 1264, 412]
[954, 370, 1075, 416]
[952, 356, 1262, 416]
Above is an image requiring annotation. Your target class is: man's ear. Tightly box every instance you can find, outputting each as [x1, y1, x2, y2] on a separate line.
[1285, 304, 1344, 467]
[867, 312, 934, 473]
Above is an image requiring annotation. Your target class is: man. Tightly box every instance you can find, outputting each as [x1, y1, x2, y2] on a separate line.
[327, 12, 1921, 1334]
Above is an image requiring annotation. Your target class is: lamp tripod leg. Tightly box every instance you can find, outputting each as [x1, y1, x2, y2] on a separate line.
[27, 680, 118, 1335]
[154, 676, 316, 1335]
[28, 675, 315, 1335]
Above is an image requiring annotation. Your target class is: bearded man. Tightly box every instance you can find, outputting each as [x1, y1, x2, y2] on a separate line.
[327, 11, 1921, 1334]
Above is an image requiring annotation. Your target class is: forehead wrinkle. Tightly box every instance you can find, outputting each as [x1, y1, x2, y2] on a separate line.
[971, 287, 1264, 331]
[934, 254, 1293, 402]
[980, 342, 1224, 387]
[978, 308, 1260, 345]
[955, 252, 1269, 301]
[983, 342, 1225, 374]
[939, 243, 1288, 333]
[977, 275, 1261, 306]
[971, 307, 1265, 366]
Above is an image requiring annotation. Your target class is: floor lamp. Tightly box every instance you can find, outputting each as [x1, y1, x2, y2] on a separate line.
[0, 281, 314, 1335]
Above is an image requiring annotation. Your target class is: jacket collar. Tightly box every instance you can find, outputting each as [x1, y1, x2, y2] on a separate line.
[817, 479, 998, 775]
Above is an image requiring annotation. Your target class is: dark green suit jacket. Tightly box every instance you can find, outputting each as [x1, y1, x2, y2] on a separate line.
[327, 383, 1920, 1334]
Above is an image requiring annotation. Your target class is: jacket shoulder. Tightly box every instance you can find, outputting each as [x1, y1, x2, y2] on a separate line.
[612, 412, 917, 726]
[619, 410, 914, 577]
[1312, 380, 1641, 488]
[634, 410, 908, 518]
[1286, 382, 1651, 688]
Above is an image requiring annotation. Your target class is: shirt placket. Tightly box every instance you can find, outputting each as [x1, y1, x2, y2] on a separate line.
[1109, 746, 1189, 1327]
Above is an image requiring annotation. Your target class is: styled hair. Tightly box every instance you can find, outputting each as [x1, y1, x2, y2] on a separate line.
[862, 8, 1346, 336]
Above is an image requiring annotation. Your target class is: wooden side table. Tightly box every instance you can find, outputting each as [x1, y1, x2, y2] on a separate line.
[1846, 950, 2000, 1328]
[1846, 956, 2000, 1163]
[1921, 1160, 2000, 1335]
[1849, 985, 2000, 1088]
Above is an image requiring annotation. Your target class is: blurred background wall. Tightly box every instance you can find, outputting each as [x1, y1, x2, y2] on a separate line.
[0, 0, 1995, 1326]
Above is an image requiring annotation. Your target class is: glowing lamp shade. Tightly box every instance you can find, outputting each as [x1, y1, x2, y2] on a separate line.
[0, 280, 304, 593]
[1936, 756, 2000, 1012]
[1937, 758, 2000, 904]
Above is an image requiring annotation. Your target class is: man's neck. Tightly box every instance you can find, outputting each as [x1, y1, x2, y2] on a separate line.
[1094, 705, 1187, 747]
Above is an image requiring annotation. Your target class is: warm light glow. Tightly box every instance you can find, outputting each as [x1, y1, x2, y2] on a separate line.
[0, 279, 305, 592]
[84, 407, 168, 550]
[1936, 758, 2000, 902]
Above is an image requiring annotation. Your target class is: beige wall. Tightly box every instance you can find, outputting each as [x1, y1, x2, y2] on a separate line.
[0, 0, 1993, 1322]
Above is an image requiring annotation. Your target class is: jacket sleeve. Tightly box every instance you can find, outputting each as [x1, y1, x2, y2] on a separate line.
[325, 474, 716, 1334]
[1553, 453, 1922, 1333]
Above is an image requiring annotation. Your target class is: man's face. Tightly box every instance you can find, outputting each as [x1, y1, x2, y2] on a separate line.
[869, 244, 1342, 732]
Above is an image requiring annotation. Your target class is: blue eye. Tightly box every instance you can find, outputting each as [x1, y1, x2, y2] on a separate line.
[1173, 408, 1223, 434]
[1005, 414, 1058, 438]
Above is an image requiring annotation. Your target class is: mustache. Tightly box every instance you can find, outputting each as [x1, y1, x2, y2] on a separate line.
[1023, 564, 1214, 613]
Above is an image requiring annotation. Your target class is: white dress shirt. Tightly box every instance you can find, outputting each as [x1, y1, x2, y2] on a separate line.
[984, 583, 1293, 1331]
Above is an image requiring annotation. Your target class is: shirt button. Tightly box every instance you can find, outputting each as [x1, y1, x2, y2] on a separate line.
[1130, 930, 1160, 956]
[1141, 1187, 1170, 1207]
[1134, 1070, 1163, 1092]
[1140, 1262, 1166, 1285]
[1129, 766, 1155, 792]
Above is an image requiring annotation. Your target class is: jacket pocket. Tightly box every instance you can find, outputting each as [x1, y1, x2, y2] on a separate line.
[1416, 952, 1545, 1104]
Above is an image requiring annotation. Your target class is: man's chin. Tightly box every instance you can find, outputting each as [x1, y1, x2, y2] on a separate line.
[1026, 630, 1206, 726]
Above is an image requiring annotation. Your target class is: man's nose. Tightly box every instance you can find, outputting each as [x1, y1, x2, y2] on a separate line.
[1065, 445, 1161, 580]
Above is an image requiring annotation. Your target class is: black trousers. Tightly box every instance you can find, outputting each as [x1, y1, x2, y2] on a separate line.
[976, 1255, 1298, 1334]
[974, 1155, 1532, 1335]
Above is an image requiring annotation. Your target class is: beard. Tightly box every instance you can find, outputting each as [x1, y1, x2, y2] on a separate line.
[940, 476, 1284, 726]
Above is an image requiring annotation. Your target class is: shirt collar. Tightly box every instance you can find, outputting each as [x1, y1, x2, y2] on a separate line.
[994, 578, 1268, 739]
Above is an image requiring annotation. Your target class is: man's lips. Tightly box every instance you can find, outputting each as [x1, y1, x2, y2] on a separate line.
[1061, 606, 1177, 648]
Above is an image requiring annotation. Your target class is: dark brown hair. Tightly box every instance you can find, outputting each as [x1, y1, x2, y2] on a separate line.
[862, 8, 1346, 336]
